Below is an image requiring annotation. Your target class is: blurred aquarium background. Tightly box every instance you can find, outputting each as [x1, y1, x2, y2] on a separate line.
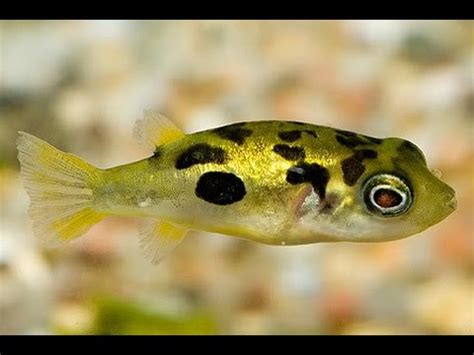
[0, 20, 473, 335]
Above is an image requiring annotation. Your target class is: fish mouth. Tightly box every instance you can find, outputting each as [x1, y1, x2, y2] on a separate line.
[446, 194, 457, 211]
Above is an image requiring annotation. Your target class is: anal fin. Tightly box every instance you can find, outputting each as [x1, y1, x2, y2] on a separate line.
[139, 219, 188, 265]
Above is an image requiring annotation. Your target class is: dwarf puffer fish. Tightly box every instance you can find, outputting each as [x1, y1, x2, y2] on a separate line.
[17, 112, 457, 263]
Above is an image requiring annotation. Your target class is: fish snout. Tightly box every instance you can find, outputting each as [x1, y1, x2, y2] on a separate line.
[446, 194, 457, 211]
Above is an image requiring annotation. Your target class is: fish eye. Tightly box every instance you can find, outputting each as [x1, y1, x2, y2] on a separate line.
[362, 174, 412, 217]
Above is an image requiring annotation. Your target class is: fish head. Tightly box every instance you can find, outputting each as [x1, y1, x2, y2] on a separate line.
[291, 137, 456, 243]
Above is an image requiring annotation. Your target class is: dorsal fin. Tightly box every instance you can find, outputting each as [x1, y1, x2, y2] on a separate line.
[133, 110, 184, 151]
[139, 219, 188, 265]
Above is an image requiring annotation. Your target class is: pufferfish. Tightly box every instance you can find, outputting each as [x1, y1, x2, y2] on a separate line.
[17, 111, 457, 264]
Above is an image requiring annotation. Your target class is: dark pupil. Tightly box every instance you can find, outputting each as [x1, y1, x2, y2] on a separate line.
[374, 188, 402, 208]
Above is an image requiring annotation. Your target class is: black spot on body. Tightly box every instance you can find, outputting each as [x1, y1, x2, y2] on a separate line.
[358, 149, 378, 160]
[335, 129, 358, 137]
[273, 144, 306, 161]
[303, 130, 318, 138]
[214, 123, 253, 145]
[175, 144, 227, 170]
[336, 134, 369, 148]
[286, 162, 330, 199]
[279, 129, 318, 143]
[364, 136, 383, 145]
[335, 129, 382, 148]
[290, 121, 305, 125]
[279, 130, 302, 142]
[341, 157, 365, 186]
[336, 135, 366, 148]
[195, 172, 246, 205]
[341, 149, 378, 186]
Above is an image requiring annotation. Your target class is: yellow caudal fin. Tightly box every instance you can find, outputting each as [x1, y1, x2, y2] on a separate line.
[17, 132, 106, 245]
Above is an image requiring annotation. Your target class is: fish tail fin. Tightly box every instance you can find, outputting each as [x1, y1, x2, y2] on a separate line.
[17, 132, 106, 245]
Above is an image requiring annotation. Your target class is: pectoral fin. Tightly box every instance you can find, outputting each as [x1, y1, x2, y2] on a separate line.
[139, 219, 188, 264]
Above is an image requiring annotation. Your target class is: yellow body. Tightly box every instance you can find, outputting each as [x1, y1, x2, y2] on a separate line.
[98, 122, 340, 243]
[17, 113, 457, 263]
